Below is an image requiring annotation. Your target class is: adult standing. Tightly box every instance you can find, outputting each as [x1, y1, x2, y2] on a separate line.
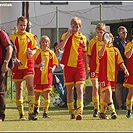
[0, 30, 13, 121]
[113, 26, 129, 110]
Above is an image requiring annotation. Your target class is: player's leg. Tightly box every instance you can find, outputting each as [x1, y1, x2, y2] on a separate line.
[66, 85, 75, 119]
[126, 88, 133, 118]
[15, 81, 26, 120]
[34, 92, 40, 117]
[43, 90, 51, 118]
[91, 79, 99, 117]
[25, 76, 37, 120]
[105, 88, 117, 119]
[75, 83, 84, 120]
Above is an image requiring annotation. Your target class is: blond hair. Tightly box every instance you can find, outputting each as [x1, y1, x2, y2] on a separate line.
[117, 26, 127, 33]
[96, 22, 106, 32]
[70, 17, 82, 27]
[40, 35, 50, 47]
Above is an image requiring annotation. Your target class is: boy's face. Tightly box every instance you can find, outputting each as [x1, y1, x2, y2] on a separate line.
[71, 24, 80, 34]
[17, 20, 27, 33]
[96, 29, 105, 40]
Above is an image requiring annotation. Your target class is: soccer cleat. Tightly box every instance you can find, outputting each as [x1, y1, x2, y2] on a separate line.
[34, 107, 39, 117]
[43, 113, 50, 118]
[111, 112, 117, 119]
[93, 109, 99, 117]
[28, 113, 37, 120]
[126, 110, 132, 118]
[99, 113, 109, 119]
[71, 114, 75, 119]
[19, 113, 26, 121]
[76, 114, 82, 120]
[0, 114, 5, 121]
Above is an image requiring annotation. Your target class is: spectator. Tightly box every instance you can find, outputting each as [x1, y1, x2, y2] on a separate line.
[113, 26, 129, 110]
[53, 42, 67, 105]
[0, 30, 13, 121]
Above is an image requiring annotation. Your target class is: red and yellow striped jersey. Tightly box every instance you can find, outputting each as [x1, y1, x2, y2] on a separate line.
[60, 32, 87, 67]
[87, 36, 104, 73]
[10, 31, 38, 69]
[99, 45, 124, 82]
[33, 48, 58, 85]
[124, 40, 133, 83]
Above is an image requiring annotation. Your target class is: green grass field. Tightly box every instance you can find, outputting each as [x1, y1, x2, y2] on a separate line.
[0, 99, 133, 132]
[1, 75, 132, 132]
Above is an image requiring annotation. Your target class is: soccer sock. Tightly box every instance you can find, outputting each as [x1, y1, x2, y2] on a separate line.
[126, 99, 132, 111]
[92, 95, 99, 110]
[28, 96, 35, 114]
[34, 98, 40, 113]
[76, 99, 83, 115]
[108, 102, 116, 114]
[34, 98, 40, 108]
[67, 102, 75, 115]
[43, 99, 50, 114]
[16, 99, 25, 115]
[100, 100, 107, 114]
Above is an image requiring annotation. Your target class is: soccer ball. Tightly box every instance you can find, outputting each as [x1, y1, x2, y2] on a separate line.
[52, 96, 64, 107]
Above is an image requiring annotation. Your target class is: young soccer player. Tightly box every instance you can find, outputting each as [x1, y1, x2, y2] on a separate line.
[123, 28, 133, 118]
[87, 23, 106, 117]
[33, 35, 58, 118]
[58, 17, 88, 120]
[98, 32, 129, 119]
[10, 16, 38, 120]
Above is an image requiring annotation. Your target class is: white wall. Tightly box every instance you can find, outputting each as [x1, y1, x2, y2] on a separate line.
[0, 1, 133, 41]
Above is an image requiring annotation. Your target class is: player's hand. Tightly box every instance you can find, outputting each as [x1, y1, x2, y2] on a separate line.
[49, 67, 55, 73]
[67, 29, 72, 37]
[124, 69, 129, 77]
[15, 58, 23, 66]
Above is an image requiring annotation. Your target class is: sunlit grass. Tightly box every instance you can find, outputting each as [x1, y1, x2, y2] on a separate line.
[0, 101, 133, 131]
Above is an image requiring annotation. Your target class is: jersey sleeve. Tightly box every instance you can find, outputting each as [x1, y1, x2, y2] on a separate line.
[87, 38, 95, 56]
[125, 41, 132, 55]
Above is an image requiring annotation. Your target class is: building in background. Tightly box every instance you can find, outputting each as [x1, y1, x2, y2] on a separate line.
[0, 1, 133, 47]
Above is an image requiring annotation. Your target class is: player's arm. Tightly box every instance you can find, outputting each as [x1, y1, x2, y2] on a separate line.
[2, 45, 13, 73]
[98, 42, 107, 59]
[120, 63, 129, 77]
[83, 52, 89, 79]
[125, 44, 133, 59]
[58, 29, 72, 49]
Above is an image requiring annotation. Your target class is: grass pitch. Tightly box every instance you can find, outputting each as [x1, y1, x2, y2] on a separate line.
[0, 100, 133, 132]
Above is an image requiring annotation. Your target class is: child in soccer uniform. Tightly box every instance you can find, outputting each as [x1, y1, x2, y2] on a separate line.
[33, 35, 58, 118]
[58, 17, 88, 120]
[10, 16, 38, 120]
[98, 32, 129, 119]
[123, 28, 133, 118]
[87, 23, 106, 117]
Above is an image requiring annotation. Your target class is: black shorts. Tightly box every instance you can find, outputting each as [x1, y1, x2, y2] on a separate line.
[117, 71, 124, 84]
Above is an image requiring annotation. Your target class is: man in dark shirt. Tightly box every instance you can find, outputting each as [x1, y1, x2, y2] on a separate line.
[113, 26, 129, 110]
